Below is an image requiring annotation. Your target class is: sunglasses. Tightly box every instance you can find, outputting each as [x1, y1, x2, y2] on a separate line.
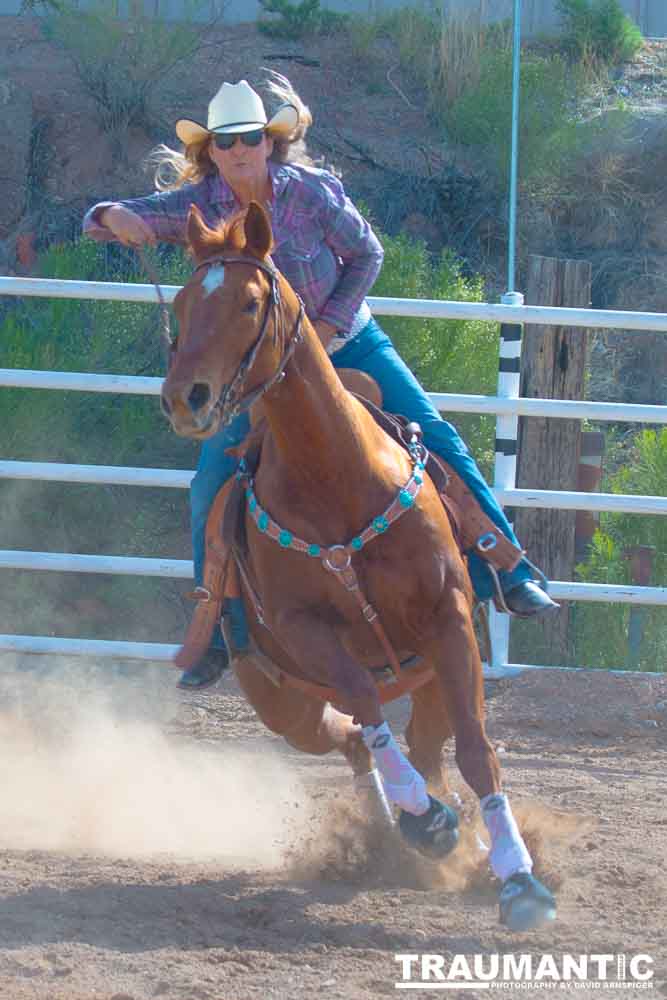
[212, 128, 265, 151]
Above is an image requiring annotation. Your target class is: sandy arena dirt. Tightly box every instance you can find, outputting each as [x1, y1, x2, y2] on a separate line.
[0, 660, 663, 1000]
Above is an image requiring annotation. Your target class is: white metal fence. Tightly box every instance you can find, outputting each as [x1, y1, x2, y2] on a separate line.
[1, 274, 666, 674]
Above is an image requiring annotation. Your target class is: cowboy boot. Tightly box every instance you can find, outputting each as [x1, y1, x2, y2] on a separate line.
[503, 580, 559, 617]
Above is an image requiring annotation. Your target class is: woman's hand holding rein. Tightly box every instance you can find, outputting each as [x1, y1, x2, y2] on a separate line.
[99, 204, 157, 247]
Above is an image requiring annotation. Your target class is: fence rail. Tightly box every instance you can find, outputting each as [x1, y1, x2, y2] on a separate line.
[3, 367, 667, 425]
[1, 274, 666, 672]
[1, 459, 664, 515]
[1, 549, 665, 605]
[3, 275, 667, 332]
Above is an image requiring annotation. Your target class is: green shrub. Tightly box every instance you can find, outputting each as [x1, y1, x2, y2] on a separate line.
[605, 429, 667, 560]
[257, 0, 348, 38]
[557, 0, 643, 63]
[345, 6, 610, 192]
[0, 240, 194, 467]
[572, 428, 667, 670]
[444, 49, 585, 183]
[19, 0, 63, 10]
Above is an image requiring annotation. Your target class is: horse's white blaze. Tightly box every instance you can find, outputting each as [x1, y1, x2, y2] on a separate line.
[202, 265, 225, 298]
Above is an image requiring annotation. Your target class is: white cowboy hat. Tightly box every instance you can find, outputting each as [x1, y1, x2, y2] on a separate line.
[175, 79, 298, 146]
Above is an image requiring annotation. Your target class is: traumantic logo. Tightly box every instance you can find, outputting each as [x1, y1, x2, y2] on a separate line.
[394, 953, 654, 990]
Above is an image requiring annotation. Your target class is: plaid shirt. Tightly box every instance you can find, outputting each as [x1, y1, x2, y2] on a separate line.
[83, 161, 384, 338]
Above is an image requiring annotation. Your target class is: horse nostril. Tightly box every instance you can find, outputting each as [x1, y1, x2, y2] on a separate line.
[188, 382, 211, 413]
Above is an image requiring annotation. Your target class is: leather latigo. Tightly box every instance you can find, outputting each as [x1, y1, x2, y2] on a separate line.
[430, 455, 523, 573]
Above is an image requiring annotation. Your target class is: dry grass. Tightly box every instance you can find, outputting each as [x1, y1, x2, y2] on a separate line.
[428, 7, 511, 111]
[347, 3, 511, 122]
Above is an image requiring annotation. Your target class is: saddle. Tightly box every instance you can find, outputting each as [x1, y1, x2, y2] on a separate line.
[175, 379, 523, 702]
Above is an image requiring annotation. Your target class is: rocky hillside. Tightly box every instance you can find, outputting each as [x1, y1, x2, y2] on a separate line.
[1, 13, 667, 409]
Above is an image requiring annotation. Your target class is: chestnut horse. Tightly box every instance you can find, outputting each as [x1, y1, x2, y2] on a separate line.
[161, 202, 556, 931]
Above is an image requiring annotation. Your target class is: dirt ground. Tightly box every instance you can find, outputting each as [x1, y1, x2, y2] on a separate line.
[0, 659, 664, 1000]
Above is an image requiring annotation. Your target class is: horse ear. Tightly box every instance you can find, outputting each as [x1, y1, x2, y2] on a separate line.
[244, 201, 273, 260]
[186, 204, 212, 262]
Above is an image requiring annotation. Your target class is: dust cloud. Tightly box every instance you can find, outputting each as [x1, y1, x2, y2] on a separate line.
[0, 656, 311, 867]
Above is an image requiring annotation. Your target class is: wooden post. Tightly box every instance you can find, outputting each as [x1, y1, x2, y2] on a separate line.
[512, 255, 591, 666]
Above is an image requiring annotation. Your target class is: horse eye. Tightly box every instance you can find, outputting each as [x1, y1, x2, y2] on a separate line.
[243, 299, 259, 315]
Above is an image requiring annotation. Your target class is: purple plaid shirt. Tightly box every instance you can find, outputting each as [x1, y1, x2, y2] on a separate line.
[83, 160, 384, 337]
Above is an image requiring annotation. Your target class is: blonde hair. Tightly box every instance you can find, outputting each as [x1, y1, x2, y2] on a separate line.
[261, 70, 313, 167]
[147, 71, 314, 191]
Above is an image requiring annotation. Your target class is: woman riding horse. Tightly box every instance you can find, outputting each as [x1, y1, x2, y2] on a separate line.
[82, 73, 557, 692]
[158, 195, 556, 930]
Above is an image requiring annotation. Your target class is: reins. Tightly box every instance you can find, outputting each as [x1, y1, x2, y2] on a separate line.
[136, 245, 175, 365]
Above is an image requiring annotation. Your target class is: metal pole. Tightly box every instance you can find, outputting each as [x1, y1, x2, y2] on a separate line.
[507, 0, 522, 295]
[488, 0, 524, 678]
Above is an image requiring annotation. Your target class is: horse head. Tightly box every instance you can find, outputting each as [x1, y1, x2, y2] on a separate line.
[161, 202, 301, 439]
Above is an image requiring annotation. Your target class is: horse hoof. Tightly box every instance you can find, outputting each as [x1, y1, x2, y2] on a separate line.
[499, 872, 556, 931]
[399, 795, 459, 859]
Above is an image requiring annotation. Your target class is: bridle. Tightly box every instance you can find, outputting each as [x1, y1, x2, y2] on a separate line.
[171, 253, 305, 427]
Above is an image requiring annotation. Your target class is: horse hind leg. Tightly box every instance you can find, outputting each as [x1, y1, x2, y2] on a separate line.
[427, 584, 556, 930]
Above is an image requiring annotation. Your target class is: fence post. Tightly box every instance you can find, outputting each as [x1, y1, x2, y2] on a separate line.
[513, 254, 591, 667]
[487, 291, 524, 677]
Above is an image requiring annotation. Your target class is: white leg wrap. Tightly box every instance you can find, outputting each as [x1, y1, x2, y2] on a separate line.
[481, 792, 532, 882]
[362, 721, 430, 816]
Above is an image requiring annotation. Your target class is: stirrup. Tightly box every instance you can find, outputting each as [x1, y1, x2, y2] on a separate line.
[485, 556, 551, 618]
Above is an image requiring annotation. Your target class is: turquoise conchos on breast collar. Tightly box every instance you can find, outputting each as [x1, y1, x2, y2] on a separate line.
[236, 435, 428, 572]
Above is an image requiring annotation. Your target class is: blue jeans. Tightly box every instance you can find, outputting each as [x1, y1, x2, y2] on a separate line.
[190, 318, 531, 633]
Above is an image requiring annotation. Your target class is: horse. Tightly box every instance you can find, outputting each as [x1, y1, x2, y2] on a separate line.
[160, 201, 556, 931]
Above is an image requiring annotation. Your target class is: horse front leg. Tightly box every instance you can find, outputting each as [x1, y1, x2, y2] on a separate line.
[426, 584, 556, 930]
[275, 609, 459, 852]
